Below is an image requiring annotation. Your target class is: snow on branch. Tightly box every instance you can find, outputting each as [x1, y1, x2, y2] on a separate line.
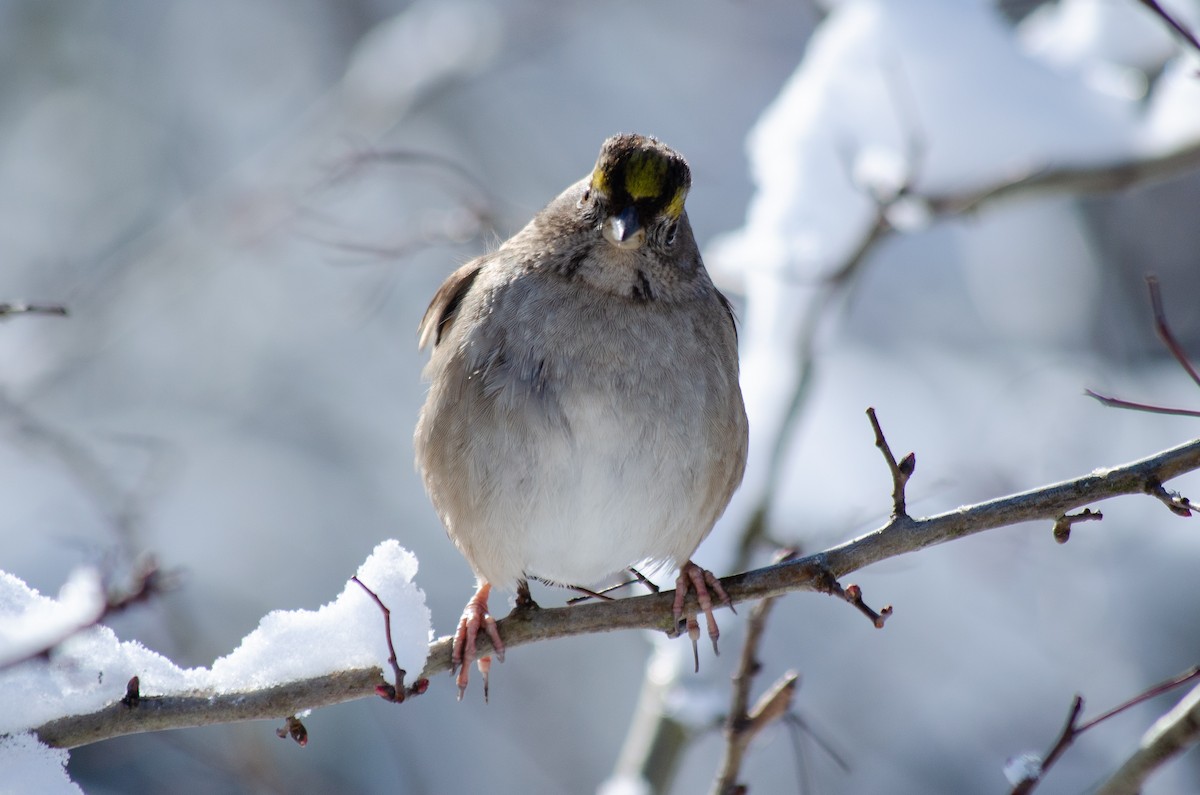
[23, 434, 1200, 751]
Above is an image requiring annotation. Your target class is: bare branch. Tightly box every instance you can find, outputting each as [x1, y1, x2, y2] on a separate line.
[923, 142, 1200, 217]
[1136, 0, 1200, 57]
[1087, 275, 1200, 417]
[1147, 275, 1200, 391]
[866, 407, 914, 518]
[748, 127, 1200, 641]
[712, 582, 794, 795]
[1085, 390, 1200, 418]
[1009, 695, 1084, 795]
[350, 576, 429, 703]
[1010, 667, 1200, 793]
[1096, 678, 1200, 794]
[0, 302, 68, 319]
[29, 437, 1200, 750]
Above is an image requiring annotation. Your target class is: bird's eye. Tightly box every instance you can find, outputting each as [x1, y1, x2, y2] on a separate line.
[577, 188, 591, 209]
[663, 222, 678, 247]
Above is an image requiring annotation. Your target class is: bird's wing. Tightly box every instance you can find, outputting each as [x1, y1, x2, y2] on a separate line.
[715, 288, 738, 342]
[418, 258, 484, 350]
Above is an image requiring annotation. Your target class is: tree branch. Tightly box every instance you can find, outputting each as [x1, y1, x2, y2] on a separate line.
[1095, 681, 1200, 795]
[712, 586, 799, 795]
[1010, 667, 1200, 793]
[31, 437, 1200, 750]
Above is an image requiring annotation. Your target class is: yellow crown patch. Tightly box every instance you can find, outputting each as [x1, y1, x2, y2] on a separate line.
[624, 151, 670, 200]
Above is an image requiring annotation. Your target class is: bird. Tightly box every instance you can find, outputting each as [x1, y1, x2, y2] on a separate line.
[414, 133, 748, 700]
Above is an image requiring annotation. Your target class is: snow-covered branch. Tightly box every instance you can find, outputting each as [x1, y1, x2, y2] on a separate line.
[28, 435, 1200, 751]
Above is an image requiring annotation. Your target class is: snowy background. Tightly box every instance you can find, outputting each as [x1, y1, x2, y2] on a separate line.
[3, 0, 1200, 792]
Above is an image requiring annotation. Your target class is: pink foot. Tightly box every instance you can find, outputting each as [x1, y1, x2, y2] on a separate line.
[672, 561, 733, 672]
[451, 583, 505, 701]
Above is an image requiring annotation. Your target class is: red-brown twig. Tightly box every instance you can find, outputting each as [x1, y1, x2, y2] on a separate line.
[350, 576, 428, 703]
[1087, 276, 1200, 418]
[1137, 0, 1200, 57]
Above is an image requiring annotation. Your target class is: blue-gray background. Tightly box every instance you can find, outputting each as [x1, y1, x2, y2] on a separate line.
[3, 1, 1200, 793]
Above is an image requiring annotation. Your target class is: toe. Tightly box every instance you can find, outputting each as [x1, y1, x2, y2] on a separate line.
[677, 560, 727, 659]
[452, 582, 504, 700]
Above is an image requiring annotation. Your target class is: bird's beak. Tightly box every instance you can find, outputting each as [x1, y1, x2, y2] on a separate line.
[602, 205, 645, 250]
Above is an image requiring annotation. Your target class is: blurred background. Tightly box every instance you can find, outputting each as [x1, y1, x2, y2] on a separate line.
[3, 0, 1200, 792]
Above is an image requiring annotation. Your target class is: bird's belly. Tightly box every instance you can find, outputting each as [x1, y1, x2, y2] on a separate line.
[512, 393, 706, 586]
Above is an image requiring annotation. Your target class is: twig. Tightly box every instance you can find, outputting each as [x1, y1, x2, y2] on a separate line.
[1009, 696, 1084, 795]
[0, 558, 169, 672]
[1079, 666, 1200, 733]
[866, 407, 914, 518]
[1136, 0, 1200, 57]
[1051, 507, 1103, 543]
[1086, 275, 1200, 417]
[1147, 275, 1200, 390]
[0, 302, 68, 319]
[30, 437, 1200, 749]
[349, 576, 428, 703]
[1095, 679, 1200, 794]
[1085, 391, 1200, 418]
[1144, 478, 1194, 516]
[1009, 667, 1200, 793]
[923, 142, 1200, 218]
[307, 145, 498, 263]
[842, 584, 892, 629]
[712, 588, 791, 795]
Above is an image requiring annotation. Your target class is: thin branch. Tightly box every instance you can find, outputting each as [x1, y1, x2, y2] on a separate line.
[1010, 696, 1084, 795]
[1136, 0, 1200, 57]
[1147, 275, 1200, 390]
[0, 559, 169, 672]
[1085, 390, 1200, 418]
[923, 141, 1200, 218]
[30, 437, 1200, 750]
[0, 302, 68, 319]
[866, 407, 914, 518]
[1051, 507, 1103, 543]
[1080, 666, 1200, 733]
[1009, 667, 1200, 794]
[712, 588, 791, 795]
[748, 119, 1200, 642]
[350, 576, 428, 703]
[1144, 477, 1194, 516]
[305, 145, 498, 262]
[1087, 275, 1200, 417]
[1095, 679, 1200, 794]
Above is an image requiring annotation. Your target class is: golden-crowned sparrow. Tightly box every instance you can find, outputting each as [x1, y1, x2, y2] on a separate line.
[415, 133, 748, 699]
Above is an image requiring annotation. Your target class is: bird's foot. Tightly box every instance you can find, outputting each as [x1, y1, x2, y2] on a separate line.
[452, 583, 505, 702]
[673, 561, 733, 672]
[513, 578, 540, 612]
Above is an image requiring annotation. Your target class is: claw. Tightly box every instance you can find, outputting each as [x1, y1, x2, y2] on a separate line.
[451, 582, 505, 701]
[478, 655, 492, 703]
[686, 615, 700, 673]
[673, 561, 732, 666]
